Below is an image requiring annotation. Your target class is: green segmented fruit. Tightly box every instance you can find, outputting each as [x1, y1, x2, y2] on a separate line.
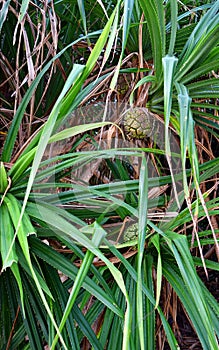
[123, 107, 157, 139]
[123, 222, 150, 242]
[0, 162, 8, 193]
[123, 222, 139, 242]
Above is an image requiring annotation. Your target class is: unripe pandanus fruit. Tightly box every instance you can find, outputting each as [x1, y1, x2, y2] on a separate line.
[123, 222, 150, 242]
[123, 107, 157, 139]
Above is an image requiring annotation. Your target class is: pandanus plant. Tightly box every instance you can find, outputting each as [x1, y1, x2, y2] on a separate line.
[0, 0, 219, 349]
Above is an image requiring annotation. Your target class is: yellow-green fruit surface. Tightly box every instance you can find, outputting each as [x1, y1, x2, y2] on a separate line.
[123, 107, 156, 139]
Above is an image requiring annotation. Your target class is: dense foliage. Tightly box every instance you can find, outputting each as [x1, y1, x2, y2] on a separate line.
[0, 0, 219, 349]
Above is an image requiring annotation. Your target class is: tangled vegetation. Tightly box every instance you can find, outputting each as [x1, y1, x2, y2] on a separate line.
[0, 0, 219, 349]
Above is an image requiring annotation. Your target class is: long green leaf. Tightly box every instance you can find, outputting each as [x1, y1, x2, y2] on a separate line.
[0, 203, 24, 313]
[58, 4, 119, 119]
[168, 0, 178, 56]
[0, 202, 18, 270]
[50, 222, 106, 349]
[26, 200, 132, 348]
[165, 232, 219, 349]
[4, 194, 67, 349]
[77, 0, 88, 36]
[144, 255, 155, 350]
[106, 242, 180, 349]
[2, 30, 102, 162]
[162, 55, 180, 209]
[122, 0, 135, 51]
[139, 0, 165, 85]
[137, 156, 148, 349]
[0, 0, 10, 32]
[29, 235, 122, 317]
[176, 1, 219, 81]
[19, 0, 30, 21]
